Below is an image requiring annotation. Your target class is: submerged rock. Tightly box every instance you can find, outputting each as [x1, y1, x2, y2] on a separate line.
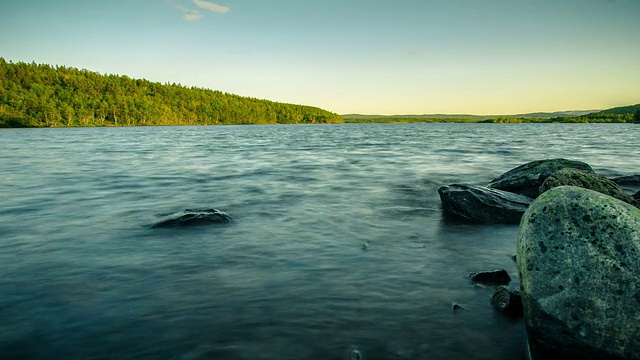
[517, 186, 640, 359]
[539, 168, 639, 208]
[491, 286, 523, 316]
[469, 269, 511, 285]
[438, 184, 533, 224]
[152, 209, 232, 228]
[488, 159, 594, 198]
[610, 174, 640, 187]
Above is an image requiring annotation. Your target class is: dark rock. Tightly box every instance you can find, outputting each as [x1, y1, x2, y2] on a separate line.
[634, 191, 640, 201]
[469, 269, 511, 285]
[438, 184, 533, 224]
[540, 169, 640, 208]
[488, 159, 594, 198]
[491, 285, 523, 316]
[452, 303, 465, 311]
[517, 186, 640, 359]
[152, 209, 232, 228]
[610, 174, 640, 186]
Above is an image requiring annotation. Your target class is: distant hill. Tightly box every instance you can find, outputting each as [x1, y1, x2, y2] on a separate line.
[342, 105, 639, 124]
[587, 104, 640, 116]
[0, 58, 342, 127]
[513, 110, 597, 118]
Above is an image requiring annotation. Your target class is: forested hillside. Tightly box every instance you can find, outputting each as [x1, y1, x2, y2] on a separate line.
[0, 58, 343, 127]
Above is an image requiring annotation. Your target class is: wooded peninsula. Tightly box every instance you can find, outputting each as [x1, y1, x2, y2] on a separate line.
[0, 58, 342, 127]
[1, 58, 638, 128]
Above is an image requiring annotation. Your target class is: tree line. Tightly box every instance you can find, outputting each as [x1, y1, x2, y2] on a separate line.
[0, 58, 343, 127]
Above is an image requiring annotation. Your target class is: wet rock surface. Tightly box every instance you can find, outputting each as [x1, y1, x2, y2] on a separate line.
[469, 269, 511, 285]
[438, 184, 532, 224]
[517, 186, 640, 359]
[488, 158, 594, 198]
[491, 286, 523, 316]
[152, 209, 232, 228]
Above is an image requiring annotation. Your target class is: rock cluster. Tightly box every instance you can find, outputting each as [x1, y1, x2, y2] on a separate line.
[438, 159, 638, 224]
[439, 159, 640, 359]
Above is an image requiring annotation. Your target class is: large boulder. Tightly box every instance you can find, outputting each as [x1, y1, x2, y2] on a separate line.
[517, 186, 640, 359]
[488, 159, 594, 198]
[438, 184, 532, 224]
[152, 209, 232, 228]
[540, 168, 640, 208]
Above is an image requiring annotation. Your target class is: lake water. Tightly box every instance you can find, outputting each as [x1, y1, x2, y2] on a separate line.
[0, 123, 638, 360]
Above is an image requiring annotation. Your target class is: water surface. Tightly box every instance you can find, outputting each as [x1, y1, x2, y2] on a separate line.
[1, 123, 638, 359]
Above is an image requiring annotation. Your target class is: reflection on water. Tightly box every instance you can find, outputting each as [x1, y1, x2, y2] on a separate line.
[0, 123, 637, 359]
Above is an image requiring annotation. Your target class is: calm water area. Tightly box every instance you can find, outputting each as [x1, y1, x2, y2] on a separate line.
[1, 123, 638, 359]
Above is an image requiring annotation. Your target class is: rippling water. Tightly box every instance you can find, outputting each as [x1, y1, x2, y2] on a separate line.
[1, 123, 638, 360]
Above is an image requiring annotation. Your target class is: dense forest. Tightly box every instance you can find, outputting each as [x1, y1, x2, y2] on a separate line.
[0, 58, 343, 127]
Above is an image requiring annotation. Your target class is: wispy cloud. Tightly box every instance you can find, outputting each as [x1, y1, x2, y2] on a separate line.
[176, 5, 204, 22]
[192, 0, 230, 14]
[183, 13, 204, 22]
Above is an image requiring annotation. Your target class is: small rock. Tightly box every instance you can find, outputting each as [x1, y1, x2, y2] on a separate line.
[469, 269, 511, 285]
[491, 285, 523, 316]
[452, 303, 465, 311]
[152, 209, 232, 228]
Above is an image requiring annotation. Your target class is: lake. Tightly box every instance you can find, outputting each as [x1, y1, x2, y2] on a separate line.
[0, 123, 638, 360]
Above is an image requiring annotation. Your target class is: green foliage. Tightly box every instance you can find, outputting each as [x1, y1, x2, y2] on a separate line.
[0, 58, 342, 127]
[634, 110, 640, 124]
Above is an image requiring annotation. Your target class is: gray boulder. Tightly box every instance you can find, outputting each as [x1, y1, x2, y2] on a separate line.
[438, 184, 532, 224]
[540, 168, 639, 208]
[517, 186, 640, 359]
[488, 159, 594, 198]
[152, 209, 232, 228]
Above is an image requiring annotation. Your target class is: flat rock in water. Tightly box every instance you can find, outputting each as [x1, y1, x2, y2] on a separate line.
[438, 184, 533, 224]
[152, 209, 232, 228]
[488, 158, 594, 198]
[517, 186, 640, 359]
[469, 269, 511, 285]
[491, 285, 523, 316]
[540, 169, 640, 208]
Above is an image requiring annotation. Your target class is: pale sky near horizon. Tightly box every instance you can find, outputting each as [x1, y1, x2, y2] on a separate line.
[1, 0, 639, 115]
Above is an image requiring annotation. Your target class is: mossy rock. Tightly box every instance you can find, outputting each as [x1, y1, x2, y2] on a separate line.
[488, 159, 594, 198]
[540, 169, 639, 208]
[517, 186, 640, 359]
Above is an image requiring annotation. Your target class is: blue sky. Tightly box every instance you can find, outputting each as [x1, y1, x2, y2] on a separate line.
[1, 0, 639, 115]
